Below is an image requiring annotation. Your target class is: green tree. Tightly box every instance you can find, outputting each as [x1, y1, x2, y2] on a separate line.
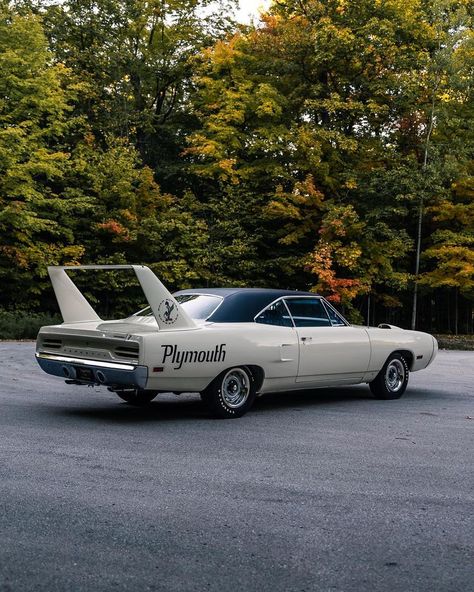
[67, 135, 210, 289]
[187, 1, 430, 304]
[36, 0, 236, 191]
[0, 4, 84, 308]
[0, 3, 211, 313]
[407, 0, 474, 328]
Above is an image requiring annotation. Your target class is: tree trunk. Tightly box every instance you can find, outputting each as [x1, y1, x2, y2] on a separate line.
[411, 73, 439, 330]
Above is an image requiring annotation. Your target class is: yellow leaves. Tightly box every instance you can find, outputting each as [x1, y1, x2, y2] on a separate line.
[118, 208, 137, 224]
[320, 203, 363, 239]
[335, 0, 347, 15]
[217, 158, 238, 183]
[265, 176, 325, 245]
[452, 177, 474, 200]
[135, 166, 174, 214]
[421, 241, 474, 291]
[254, 83, 283, 118]
[335, 243, 362, 269]
[83, 132, 96, 146]
[438, 92, 452, 102]
[344, 178, 357, 189]
[430, 194, 474, 226]
[257, 13, 281, 31]
[186, 135, 221, 158]
[204, 35, 245, 74]
[0, 242, 85, 270]
[267, 177, 324, 220]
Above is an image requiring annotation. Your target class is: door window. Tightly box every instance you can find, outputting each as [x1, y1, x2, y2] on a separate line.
[284, 298, 331, 327]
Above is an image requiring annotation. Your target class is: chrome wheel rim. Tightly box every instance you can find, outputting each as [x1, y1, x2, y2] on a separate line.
[385, 359, 405, 392]
[221, 369, 250, 409]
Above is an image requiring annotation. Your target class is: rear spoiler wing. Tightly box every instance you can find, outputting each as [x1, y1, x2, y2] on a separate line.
[48, 265, 197, 330]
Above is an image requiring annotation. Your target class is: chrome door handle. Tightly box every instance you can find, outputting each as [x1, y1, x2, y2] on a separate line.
[301, 337, 312, 342]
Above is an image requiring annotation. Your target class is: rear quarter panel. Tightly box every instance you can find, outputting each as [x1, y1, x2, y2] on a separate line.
[142, 322, 299, 392]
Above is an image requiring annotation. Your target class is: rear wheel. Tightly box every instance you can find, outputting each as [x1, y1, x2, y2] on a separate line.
[369, 353, 409, 400]
[201, 367, 256, 419]
[115, 389, 158, 406]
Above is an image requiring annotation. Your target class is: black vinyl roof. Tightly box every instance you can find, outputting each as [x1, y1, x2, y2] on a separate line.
[173, 288, 319, 323]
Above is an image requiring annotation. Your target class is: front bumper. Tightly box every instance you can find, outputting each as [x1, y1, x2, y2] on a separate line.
[36, 352, 148, 389]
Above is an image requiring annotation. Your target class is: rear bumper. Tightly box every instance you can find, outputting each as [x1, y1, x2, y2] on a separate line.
[36, 352, 148, 389]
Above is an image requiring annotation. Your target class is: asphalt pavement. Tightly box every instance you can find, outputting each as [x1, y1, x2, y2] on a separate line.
[0, 343, 473, 592]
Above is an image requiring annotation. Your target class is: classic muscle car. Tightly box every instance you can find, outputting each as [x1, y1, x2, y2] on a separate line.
[36, 265, 438, 418]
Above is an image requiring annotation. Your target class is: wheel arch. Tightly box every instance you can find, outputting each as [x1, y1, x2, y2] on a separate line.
[390, 349, 414, 370]
[244, 365, 265, 393]
[202, 364, 265, 393]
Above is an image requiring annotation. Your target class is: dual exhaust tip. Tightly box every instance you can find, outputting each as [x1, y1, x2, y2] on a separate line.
[62, 365, 106, 384]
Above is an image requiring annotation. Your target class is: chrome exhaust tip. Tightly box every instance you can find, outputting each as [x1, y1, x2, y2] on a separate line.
[62, 365, 76, 379]
[96, 370, 106, 384]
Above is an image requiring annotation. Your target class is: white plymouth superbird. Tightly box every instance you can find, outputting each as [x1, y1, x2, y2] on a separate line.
[36, 265, 438, 418]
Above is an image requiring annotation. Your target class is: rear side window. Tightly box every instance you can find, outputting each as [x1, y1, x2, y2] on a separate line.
[255, 300, 293, 327]
[284, 298, 331, 327]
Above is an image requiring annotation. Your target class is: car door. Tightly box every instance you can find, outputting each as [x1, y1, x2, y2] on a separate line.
[254, 299, 299, 386]
[284, 297, 371, 384]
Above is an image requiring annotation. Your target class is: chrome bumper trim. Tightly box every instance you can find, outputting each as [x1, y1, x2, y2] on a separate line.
[36, 352, 136, 370]
[35, 352, 148, 389]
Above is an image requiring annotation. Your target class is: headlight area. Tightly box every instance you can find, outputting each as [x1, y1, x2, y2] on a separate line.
[35, 353, 148, 389]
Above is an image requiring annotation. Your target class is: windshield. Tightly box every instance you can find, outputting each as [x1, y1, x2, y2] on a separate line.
[133, 294, 222, 321]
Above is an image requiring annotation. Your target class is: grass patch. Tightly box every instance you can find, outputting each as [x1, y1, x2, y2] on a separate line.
[0, 310, 61, 340]
[434, 334, 474, 351]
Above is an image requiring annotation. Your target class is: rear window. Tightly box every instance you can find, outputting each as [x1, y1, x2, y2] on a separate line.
[133, 294, 222, 321]
[175, 294, 222, 320]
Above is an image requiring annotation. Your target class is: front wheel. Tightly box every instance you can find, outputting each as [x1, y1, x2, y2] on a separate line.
[115, 389, 158, 406]
[369, 353, 409, 400]
[201, 367, 256, 419]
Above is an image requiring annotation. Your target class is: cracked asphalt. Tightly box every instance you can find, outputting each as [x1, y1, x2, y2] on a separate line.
[0, 342, 473, 592]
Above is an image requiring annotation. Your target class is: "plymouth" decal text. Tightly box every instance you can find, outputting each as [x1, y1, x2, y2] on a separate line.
[161, 344, 226, 370]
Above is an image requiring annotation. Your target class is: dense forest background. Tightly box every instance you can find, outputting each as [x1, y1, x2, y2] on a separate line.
[1, 0, 473, 333]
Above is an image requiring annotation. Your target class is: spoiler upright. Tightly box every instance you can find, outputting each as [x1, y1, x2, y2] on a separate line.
[48, 265, 197, 330]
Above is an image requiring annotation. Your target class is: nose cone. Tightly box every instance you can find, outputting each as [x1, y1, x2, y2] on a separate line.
[430, 335, 439, 365]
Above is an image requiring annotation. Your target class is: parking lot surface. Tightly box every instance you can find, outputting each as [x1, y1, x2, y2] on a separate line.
[0, 343, 473, 592]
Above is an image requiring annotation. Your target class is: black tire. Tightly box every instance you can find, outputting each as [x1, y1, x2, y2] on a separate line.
[201, 366, 256, 419]
[116, 389, 158, 406]
[369, 353, 409, 400]
[199, 390, 211, 405]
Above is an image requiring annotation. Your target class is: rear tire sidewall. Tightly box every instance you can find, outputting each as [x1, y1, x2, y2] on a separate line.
[370, 353, 409, 400]
[202, 366, 256, 419]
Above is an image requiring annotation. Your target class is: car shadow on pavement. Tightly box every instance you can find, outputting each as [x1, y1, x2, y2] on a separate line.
[253, 385, 373, 413]
[53, 396, 208, 423]
[51, 385, 375, 424]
